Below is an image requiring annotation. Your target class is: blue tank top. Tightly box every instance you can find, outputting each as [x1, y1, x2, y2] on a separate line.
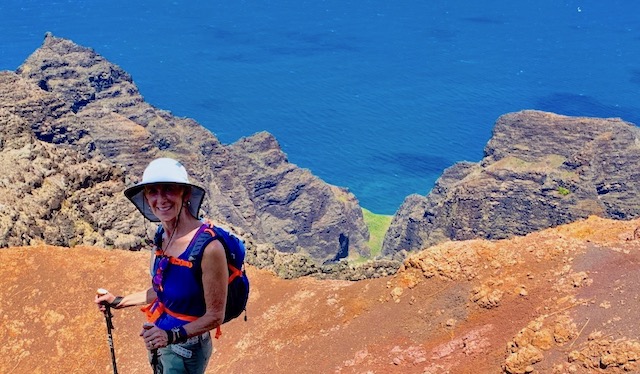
[153, 224, 209, 330]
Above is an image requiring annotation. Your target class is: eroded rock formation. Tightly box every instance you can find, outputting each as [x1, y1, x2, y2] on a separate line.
[384, 110, 640, 257]
[0, 33, 370, 267]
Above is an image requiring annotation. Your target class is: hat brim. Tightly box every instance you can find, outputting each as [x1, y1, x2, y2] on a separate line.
[124, 182, 205, 222]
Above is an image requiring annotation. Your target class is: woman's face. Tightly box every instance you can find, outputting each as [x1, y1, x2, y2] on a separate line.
[143, 183, 188, 222]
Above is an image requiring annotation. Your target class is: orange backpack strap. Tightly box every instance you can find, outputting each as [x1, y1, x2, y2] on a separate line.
[164, 307, 198, 322]
[141, 298, 164, 323]
[141, 298, 199, 323]
[228, 264, 243, 283]
[168, 257, 193, 268]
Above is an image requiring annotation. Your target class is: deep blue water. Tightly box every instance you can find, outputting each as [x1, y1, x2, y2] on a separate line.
[1, 1, 639, 214]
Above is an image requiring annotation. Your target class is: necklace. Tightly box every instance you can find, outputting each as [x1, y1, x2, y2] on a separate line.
[161, 202, 185, 255]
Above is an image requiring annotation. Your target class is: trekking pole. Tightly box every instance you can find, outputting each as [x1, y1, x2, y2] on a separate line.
[97, 289, 119, 374]
[151, 349, 160, 374]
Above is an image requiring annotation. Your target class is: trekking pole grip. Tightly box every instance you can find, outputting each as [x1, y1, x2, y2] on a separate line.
[143, 323, 160, 374]
[97, 288, 118, 374]
[97, 288, 115, 328]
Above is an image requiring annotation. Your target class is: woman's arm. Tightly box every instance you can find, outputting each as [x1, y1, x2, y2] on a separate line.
[95, 287, 156, 311]
[115, 288, 157, 308]
[182, 239, 229, 337]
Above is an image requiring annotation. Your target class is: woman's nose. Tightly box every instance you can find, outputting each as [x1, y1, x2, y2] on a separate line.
[157, 186, 171, 198]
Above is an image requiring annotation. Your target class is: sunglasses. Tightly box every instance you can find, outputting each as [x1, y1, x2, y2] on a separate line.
[152, 256, 169, 293]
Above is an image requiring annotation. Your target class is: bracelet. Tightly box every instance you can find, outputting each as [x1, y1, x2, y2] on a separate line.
[166, 326, 188, 345]
[110, 296, 124, 309]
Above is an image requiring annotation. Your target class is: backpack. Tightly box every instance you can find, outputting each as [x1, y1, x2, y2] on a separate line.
[154, 222, 250, 325]
[196, 223, 250, 324]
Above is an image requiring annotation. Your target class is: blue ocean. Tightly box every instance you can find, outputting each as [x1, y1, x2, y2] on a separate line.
[1, 1, 638, 214]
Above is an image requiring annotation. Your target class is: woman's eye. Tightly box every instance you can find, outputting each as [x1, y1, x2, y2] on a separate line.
[145, 185, 182, 195]
[162, 185, 180, 194]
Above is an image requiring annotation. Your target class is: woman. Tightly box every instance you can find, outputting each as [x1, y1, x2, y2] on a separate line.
[95, 157, 228, 373]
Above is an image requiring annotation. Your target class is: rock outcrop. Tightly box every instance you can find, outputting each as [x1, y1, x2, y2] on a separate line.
[383, 110, 640, 257]
[0, 74, 135, 249]
[0, 33, 370, 266]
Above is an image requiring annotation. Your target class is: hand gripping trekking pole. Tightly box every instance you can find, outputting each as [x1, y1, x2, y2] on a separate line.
[97, 289, 119, 374]
[143, 323, 160, 374]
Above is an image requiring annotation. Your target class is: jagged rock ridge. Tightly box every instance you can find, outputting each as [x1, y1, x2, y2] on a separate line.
[383, 110, 640, 257]
[0, 33, 371, 270]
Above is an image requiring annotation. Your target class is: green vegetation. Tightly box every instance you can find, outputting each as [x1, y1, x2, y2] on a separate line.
[557, 186, 571, 196]
[361, 208, 393, 259]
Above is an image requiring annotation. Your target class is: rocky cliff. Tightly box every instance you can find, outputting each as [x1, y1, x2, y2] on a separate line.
[383, 110, 640, 257]
[5, 34, 640, 277]
[0, 33, 370, 268]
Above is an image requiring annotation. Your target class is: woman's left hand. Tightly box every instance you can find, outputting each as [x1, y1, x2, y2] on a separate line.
[140, 323, 169, 350]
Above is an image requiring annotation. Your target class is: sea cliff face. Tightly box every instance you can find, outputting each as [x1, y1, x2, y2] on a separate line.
[383, 110, 640, 257]
[0, 33, 370, 269]
[3, 34, 640, 278]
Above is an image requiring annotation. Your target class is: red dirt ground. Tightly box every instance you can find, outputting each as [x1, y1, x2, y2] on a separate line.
[1, 216, 639, 373]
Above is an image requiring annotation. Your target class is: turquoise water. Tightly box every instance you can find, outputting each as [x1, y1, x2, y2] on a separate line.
[1, 1, 639, 214]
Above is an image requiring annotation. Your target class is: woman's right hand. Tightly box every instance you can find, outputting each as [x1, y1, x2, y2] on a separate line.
[95, 289, 116, 312]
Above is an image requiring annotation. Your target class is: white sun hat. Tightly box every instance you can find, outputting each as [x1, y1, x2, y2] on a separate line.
[124, 158, 206, 222]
